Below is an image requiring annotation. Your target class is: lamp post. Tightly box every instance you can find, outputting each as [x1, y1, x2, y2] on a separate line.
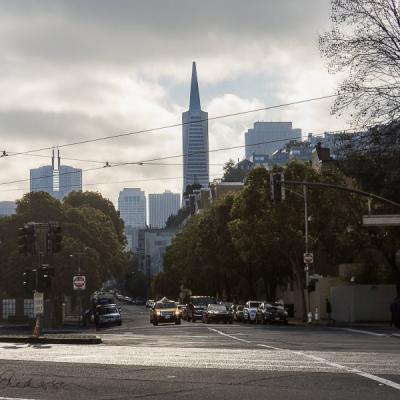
[303, 184, 311, 321]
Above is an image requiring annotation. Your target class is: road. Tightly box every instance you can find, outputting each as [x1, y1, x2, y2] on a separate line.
[0, 304, 399, 399]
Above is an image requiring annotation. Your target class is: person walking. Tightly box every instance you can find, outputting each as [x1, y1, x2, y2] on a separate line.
[326, 298, 333, 325]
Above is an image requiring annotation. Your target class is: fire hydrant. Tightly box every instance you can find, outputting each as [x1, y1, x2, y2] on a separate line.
[307, 311, 312, 324]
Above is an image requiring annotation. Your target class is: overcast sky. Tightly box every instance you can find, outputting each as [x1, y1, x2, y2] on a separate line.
[0, 0, 347, 207]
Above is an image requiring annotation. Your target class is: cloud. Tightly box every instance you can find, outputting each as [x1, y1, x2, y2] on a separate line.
[0, 0, 346, 208]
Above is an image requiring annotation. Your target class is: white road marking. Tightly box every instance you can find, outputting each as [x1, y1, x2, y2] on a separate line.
[337, 328, 387, 337]
[207, 327, 253, 344]
[0, 397, 37, 400]
[209, 327, 400, 391]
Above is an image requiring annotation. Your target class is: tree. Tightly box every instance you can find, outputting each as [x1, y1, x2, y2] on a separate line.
[320, 0, 400, 126]
[222, 159, 248, 182]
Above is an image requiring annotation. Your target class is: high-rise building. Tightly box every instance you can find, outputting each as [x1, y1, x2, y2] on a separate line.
[245, 122, 301, 159]
[182, 62, 209, 192]
[118, 188, 147, 252]
[0, 201, 16, 217]
[118, 188, 146, 228]
[149, 191, 180, 228]
[30, 149, 82, 201]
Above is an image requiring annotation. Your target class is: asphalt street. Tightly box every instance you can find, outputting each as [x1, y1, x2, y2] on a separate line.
[0, 304, 399, 399]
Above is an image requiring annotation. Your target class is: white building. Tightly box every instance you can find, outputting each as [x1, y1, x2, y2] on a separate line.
[182, 62, 209, 191]
[245, 122, 302, 159]
[149, 191, 180, 229]
[118, 188, 146, 252]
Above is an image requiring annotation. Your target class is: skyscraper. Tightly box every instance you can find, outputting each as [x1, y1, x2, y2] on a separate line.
[182, 62, 209, 192]
[30, 149, 82, 201]
[149, 191, 180, 228]
[118, 188, 147, 252]
[244, 122, 302, 159]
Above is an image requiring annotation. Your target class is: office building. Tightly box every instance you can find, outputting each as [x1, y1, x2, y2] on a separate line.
[30, 149, 82, 201]
[149, 191, 180, 228]
[245, 122, 301, 159]
[0, 201, 16, 217]
[118, 188, 146, 252]
[182, 62, 209, 192]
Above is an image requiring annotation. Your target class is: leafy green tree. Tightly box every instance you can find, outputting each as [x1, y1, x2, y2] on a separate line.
[222, 159, 249, 182]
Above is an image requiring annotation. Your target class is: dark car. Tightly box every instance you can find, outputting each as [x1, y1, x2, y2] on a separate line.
[202, 304, 233, 324]
[94, 304, 122, 328]
[233, 305, 244, 322]
[150, 298, 181, 326]
[256, 302, 288, 325]
[187, 296, 216, 322]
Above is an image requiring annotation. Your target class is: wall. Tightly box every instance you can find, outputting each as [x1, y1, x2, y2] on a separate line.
[331, 285, 397, 322]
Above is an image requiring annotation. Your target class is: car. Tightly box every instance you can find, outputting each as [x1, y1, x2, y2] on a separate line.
[135, 297, 146, 306]
[186, 296, 216, 322]
[150, 297, 181, 326]
[94, 304, 122, 328]
[232, 305, 244, 322]
[202, 304, 233, 324]
[177, 304, 187, 318]
[146, 299, 155, 308]
[243, 301, 262, 323]
[256, 302, 289, 325]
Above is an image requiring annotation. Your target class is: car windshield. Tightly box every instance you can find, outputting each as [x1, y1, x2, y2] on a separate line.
[98, 307, 118, 315]
[249, 302, 261, 308]
[155, 302, 176, 309]
[208, 304, 227, 311]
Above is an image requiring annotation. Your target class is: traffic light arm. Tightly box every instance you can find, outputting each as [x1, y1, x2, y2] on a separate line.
[283, 180, 400, 210]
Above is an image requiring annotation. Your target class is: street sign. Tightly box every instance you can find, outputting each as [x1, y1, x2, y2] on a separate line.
[34, 292, 44, 315]
[303, 252, 314, 264]
[73, 275, 86, 290]
[363, 214, 400, 226]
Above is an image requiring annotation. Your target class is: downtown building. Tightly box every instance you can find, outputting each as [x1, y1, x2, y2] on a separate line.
[182, 62, 209, 193]
[118, 188, 146, 252]
[30, 149, 82, 201]
[149, 191, 180, 229]
[245, 122, 302, 159]
[0, 201, 16, 217]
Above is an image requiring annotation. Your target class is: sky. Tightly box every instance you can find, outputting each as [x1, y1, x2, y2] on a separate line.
[0, 0, 348, 207]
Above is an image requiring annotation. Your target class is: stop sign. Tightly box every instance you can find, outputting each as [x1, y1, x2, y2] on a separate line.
[73, 275, 86, 290]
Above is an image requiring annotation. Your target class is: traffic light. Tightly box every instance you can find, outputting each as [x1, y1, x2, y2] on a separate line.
[270, 172, 285, 203]
[47, 223, 62, 254]
[37, 265, 55, 292]
[18, 224, 36, 255]
[22, 269, 33, 292]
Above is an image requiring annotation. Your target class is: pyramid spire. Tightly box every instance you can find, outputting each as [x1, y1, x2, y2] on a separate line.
[189, 61, 201, 112]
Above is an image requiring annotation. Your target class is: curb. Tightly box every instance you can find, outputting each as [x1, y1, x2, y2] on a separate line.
[0, 335, 102, 345]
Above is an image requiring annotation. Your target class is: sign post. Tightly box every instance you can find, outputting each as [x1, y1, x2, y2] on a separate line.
[33, 292, 44, 337]
[73, 276, 86, 325]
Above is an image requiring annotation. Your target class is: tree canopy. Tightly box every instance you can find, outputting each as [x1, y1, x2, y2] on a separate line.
[320, 0, 400, 126]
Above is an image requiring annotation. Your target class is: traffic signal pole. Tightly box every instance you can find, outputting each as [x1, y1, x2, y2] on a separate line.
[303, 184, 311, 322]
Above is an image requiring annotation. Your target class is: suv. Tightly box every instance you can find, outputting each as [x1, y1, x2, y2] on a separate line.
[94, 304, 122, 328]
[150, 298, 181, 326]
[256, 302, 288, 325]
[187, 296, 216, 322]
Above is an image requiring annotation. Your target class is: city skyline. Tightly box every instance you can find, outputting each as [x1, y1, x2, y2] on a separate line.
[0, 1, 350, 206]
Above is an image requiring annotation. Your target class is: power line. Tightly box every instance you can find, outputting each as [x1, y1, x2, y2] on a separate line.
[1, 94, 338, 158]
[0, 127, 388, 189]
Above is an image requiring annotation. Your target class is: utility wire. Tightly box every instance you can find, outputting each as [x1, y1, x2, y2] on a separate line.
[1, 94, 338, 158]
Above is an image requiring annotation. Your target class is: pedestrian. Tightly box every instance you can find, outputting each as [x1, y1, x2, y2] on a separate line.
[326, 298, 333, 325]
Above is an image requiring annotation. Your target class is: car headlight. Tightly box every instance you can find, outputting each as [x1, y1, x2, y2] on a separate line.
[156, 310, 161, 316]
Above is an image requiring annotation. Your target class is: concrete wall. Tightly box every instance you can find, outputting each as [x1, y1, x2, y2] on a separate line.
[331, 285, 397, 322]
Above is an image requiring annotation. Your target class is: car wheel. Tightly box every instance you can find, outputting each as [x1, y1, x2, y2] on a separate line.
[224, 321, 227, 324]
[175, 319, 181, 325]
[206, 319, 210, 324]
[192, 318, 196, 323]
[153, 320, 158, 326]
[229, 320, 233, 324]
[118, 321, 122, 326]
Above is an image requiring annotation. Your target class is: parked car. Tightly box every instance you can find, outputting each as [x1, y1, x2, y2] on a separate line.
[187, 296, 216, 322]
[202, 304, 233, 324]
[150, 298, 181, 326]
[243, 301, 262, 323]
[146, 299, 155, 308]
[232, 305, 244, 322]
[256, 302, 288, 325]
[94, 304, 122, 328]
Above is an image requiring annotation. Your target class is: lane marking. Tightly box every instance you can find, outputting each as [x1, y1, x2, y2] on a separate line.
[0, 397, 37, 400]
[337, 328, 387, 337]
[208, 327, 400, 391]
